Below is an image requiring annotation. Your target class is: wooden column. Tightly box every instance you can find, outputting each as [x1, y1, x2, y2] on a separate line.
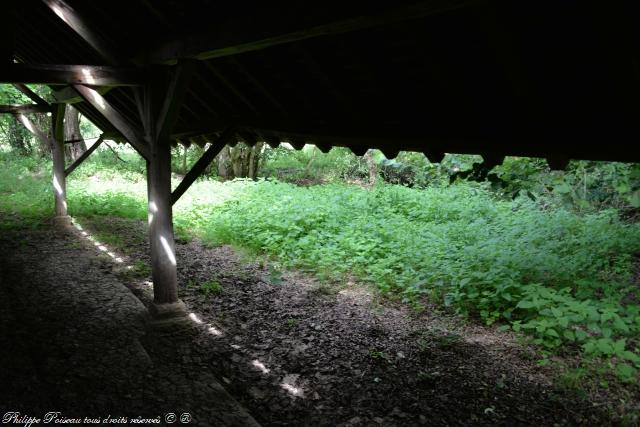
[51, 104, 68, 218]
[147, 135, 179, 304]
[139, 63, 194, 307]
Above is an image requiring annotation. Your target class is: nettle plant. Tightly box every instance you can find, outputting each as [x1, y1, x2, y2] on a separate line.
[511, 285, 640, 382]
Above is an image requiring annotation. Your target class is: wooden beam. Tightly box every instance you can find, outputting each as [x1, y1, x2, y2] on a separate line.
[139, 1, 476, 64]
[171, 127, 235, 205]
[13, 84, 51, 108]
[156, 59, 196, 142]
[52, 85, 112, 104]
[41, 0, 122, 64]
[73, 85, 149, 159]
[1, 63, 147, 86]
[64, 135, 104, 176]
[0, 104, 51, 114]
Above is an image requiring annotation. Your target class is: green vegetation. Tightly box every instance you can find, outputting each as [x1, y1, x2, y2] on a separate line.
[0, 141, 639, 384]
[198, 278, 223, 296]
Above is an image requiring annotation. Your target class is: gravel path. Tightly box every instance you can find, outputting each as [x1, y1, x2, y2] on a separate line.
[0, 224, 257, 427]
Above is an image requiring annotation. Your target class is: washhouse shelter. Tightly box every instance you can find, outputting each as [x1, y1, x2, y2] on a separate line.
[1, 0, 639, 320]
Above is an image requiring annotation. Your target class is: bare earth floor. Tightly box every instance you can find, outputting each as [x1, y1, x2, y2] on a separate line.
[0, 219, 615, 426]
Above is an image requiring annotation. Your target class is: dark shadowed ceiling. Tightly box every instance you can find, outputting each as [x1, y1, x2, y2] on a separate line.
[7, 0, 640, 165]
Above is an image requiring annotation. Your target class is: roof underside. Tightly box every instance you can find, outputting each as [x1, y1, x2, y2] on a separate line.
[9, 0, 640, 162]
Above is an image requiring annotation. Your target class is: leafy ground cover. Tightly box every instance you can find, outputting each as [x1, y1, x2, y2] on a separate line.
[1, 150, 639, 386]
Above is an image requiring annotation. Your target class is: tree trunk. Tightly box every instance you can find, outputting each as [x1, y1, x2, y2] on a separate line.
[217, 145, 232, 179]
[365, 149, 377, 185]
[182, 144, 188, 173]
[216, 143, 263, 180]
[230, 144, 246, 178]
[248, 141, 264, 179]
[63, 105, 86, 162]
[7, 116, 31, 155]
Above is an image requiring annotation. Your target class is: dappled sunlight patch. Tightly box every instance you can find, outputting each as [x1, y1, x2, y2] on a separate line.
[148, 201, 157, 225]
[81, 67, 96, 85]
[280, 374, 305, 398]
[465, 332, 510, 347]
[72, 218, 124, 263]
[207, 325, 223, 336]
[53, 175, 64, 196]
[160, 235, 176, 266]
[188, 312, 204, 324]
[251, 359, 270, 375]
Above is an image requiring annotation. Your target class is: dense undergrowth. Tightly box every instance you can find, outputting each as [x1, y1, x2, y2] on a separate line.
[1, 149, 639, 385]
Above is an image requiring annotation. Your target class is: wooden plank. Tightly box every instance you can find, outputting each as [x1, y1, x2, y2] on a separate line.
[171, 126, 235, 205]
[41, 0, 122, 64]
[1, 63, 148, 86]
[139, 1, 475, 64]
[13, 83, 51, 108]
[0, 104, 51, 114]
[73, 85, 149, 159]
[64, 134, 104, 176]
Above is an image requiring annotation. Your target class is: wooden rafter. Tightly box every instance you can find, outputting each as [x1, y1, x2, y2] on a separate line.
[13, 83, 51, 108]
[202, 62, 257, 113]
[228, 57, 287, 114]
[138, 1, 477, 64]
[73, 85, 149, 159]
[41, 0, 122, 64]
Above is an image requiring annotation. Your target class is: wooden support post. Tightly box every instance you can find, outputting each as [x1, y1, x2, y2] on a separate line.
[141, 63, 194, 315]
[51, 104, 68, 220]
[14, 109, 68, 221]
[147, 134, 179, 305]
[64, 134, 104, 176]
[171, 127, 235, 205]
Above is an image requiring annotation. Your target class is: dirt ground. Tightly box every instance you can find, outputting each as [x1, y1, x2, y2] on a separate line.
[0, 217, 626, 426]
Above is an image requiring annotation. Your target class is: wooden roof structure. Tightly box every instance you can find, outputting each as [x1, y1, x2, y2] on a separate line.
[4, 0, 640, 165]
[2, 0, 640, 315]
